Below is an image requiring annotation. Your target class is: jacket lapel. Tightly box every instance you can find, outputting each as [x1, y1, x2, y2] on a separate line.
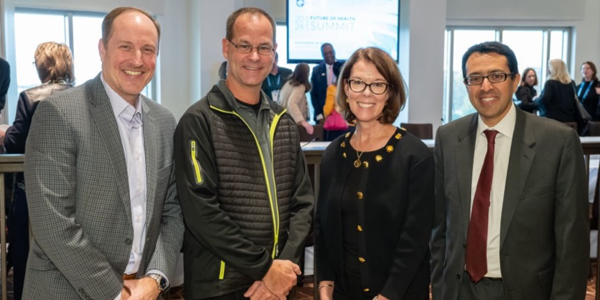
[456, 115, 478, 239]
[87, 75, 132, 225]
[500, 109, 535, 247]
[141, 97, 158, 225]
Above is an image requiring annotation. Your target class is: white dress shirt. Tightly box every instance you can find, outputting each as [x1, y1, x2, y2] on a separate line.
[470, 103, 516, 278]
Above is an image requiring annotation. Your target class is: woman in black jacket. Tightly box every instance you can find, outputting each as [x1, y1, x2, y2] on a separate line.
[2, 42, 73, 300]
[515, 67, 538, 113]
[536, 59, 580, 131]
[315, 47, 433, 300]
[577, 61, 600, 121]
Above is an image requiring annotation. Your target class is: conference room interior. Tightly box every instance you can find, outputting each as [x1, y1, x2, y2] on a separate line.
[1, 0, 600, 299]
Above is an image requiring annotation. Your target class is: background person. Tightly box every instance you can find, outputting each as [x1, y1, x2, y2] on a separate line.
[577, 61, 600, 121]
[514, 67, 538, 113]
[0, 57, 9, 111]
[3, 41, 74, 300]
[280, 63, 313, 135]
[536, 59, 581, 132]
[311, 43, 344, 123]
[261, 52, 292, 102]
[315, 47, 433, 300]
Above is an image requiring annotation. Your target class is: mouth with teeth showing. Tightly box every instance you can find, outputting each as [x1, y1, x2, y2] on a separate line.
[124, 70, 143, 76]
[357, 102, 375, 108]
[479, 95, 498, 104]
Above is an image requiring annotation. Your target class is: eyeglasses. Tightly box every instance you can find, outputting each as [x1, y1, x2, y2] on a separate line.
[346, 79, 389, 95]
[464, 72, 514, 86]
[228, 40, 274, 56]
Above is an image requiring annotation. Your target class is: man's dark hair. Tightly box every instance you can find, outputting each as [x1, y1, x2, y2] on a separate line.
[462, 41, 519, 79]
[321, 43, 333, 54]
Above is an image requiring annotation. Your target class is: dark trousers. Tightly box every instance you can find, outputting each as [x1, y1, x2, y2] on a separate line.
[459, 271, 506, 300]
[8, 184, 28, 300]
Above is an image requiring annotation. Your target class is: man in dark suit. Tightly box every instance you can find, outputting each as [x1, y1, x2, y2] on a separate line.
[23, 7, 183, 300]
[431, 41, 589, 300]
[310, 43, 343, 122]
[0, 57, 9, 110]
[261, 52, 292, 102]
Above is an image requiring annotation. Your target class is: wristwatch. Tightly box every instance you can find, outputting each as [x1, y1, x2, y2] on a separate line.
[147, 273, 168, 293]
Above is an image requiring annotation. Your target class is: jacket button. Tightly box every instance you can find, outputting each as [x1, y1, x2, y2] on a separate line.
[357, 225, 363, 232]
[357, 192, 364, 200]
[363, 288, 370, 292]
[456, 274, 461, 280]
[358, 257, 366, 263]
[125, 238, 132, 245]
[463, 243, 466, 248]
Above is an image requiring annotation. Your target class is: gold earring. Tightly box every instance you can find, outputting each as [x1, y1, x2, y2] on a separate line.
[345, 98, 349, 103]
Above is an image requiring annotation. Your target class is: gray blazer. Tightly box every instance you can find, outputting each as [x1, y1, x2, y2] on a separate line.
[431, 108, 589, 300]
[23, 75, 184, 300]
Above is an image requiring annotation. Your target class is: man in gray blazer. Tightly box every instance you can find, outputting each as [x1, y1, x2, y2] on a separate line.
[23, 7, 183, 300]
[431, 41, 589, 300]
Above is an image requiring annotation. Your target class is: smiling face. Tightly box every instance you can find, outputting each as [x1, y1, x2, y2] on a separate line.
[465, 52, 520, 127]
[322, 44, 336, 65]
[223, 13, 276, 100]
[344, 59, 389, 125]
[99, 11, 158, 105]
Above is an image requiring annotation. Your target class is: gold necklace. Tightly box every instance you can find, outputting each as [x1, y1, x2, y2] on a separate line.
[354, 149, 366, 168]
[353, 136, 371, 168]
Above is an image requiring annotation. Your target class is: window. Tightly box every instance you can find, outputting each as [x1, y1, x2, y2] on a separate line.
[443, 27, 571, 122]
[11, 9, 156, 123]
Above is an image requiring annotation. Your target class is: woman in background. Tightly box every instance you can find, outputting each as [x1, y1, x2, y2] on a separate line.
[536, 59, 580, 132]
[515, 67, 538, 113]
[3, 42, 74, 300]
[279, 63, 313, 134]
[315, 47, 433, 300]
[577, 61, 600, 121]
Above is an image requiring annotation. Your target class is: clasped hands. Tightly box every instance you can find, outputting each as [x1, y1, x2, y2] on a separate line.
[120, 277, 161, 300]
[244, 259, 302, 300]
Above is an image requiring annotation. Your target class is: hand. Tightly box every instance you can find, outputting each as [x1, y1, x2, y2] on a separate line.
[317, 281, 334, 300]
[301, 121, 314, 135]
[244, 281, 278, 300]
[262, 260, 301, 299]
[595, 87, 600, 95]
[377, 294, 390, 300]
[120, 286, 131, 300]
[123, 278, 161, 300]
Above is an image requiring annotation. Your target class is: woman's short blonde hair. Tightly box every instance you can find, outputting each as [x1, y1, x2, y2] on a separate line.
[336, 47, 406, 124]
[34, 42, 74, 84]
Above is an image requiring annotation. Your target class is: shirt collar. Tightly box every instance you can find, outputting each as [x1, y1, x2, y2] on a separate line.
[101, 73, 143, 127]
[476, 102, 516, 139]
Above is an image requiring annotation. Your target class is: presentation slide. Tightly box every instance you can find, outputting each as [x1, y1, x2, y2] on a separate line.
[287, 0, 399, 63]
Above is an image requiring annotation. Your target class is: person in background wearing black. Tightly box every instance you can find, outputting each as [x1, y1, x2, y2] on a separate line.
[261, 52, 292, 102]
[515, 68, 538, 113]
[536, 59, 581, 133]
[0, 57, 9, 110]
[577, 61, 600, 121]
[3, 42, 73, 300]
[311, 43, 344, 123]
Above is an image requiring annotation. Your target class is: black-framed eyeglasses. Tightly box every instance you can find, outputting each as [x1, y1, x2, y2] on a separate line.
[346, 79, 389, 95]
[228, 40, 274, 56]
[464, 72, 514, 86]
